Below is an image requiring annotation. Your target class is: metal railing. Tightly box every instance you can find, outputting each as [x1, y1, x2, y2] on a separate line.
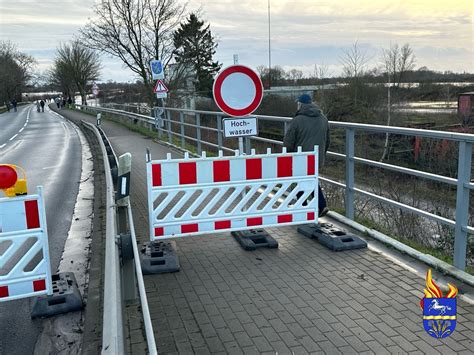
[82, 120, 157, 354]
[77, 104, 474, 271]
[81, 121, 124, 354]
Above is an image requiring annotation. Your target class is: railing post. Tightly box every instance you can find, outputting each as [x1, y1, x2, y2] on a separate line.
[180, 112, 185, 149]
[167, 111, 172, 144]
[453, 141, 472, 270]
[217, 115, 223, 151]
[345, 128, 355, 220]
[196, 113, 202, 155]
[153, 108, 162, 140]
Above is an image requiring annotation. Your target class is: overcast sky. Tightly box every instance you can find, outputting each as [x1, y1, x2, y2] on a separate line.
[0, 0, 472, 83]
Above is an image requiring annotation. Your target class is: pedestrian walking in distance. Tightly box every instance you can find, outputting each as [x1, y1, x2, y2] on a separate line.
[11, 99, 17, 112]
[36, 101, 41, 112]
[283, 93, 330, 217]
[40, 99, 45, 112]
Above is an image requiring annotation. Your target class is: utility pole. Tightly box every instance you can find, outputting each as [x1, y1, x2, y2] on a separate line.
[267, 0, 271, 89]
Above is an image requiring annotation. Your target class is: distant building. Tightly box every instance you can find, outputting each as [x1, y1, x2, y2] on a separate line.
[458, 92, 474, 125]
[167, 63, 197, 109]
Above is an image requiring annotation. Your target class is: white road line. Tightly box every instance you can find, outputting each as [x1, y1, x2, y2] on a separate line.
[19, 127, 24, 133]
[42, 164, 62, 170]
[0, 144, 6, 149]
[9, 134, 18, 141]
[23, 123, 27, 128]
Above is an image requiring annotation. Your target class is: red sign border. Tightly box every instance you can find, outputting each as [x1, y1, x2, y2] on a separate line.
[154, 79, 169, 93]
[213, 65, 263, 117]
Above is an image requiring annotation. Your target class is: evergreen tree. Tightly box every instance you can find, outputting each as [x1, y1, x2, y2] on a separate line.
[173, 14, 221, 96]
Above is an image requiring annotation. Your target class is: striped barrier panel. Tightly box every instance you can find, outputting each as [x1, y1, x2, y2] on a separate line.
[147, 147, 318, 240]
[0, 187, 53, 302]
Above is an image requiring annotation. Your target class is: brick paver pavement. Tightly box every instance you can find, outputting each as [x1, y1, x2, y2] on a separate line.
[59, 108, 474, 354]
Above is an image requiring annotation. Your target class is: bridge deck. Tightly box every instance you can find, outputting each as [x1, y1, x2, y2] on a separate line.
[60, 108, 474, 354]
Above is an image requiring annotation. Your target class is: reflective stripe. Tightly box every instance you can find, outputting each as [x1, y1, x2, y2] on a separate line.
[423, 316, 456, 320]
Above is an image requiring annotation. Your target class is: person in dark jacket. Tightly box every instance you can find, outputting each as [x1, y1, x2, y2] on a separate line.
[40, 99, 45, 112]
[283, 93, 330, 217]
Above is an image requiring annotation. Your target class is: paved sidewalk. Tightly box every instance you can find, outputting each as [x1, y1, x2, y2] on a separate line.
[59, 108, 474, 354]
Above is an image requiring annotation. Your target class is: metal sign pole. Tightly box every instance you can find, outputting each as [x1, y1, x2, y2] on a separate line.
[233, 55, 244, 156]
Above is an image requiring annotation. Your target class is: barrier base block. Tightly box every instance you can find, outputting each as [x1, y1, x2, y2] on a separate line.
[297, 223, 367, 251]
[31, 272, 83, 319]
[140, 240, 180, 274]
[231, 229, 278, 251]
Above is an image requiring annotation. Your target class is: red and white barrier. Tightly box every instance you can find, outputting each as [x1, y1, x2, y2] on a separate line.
[146, 147, 318, 240]
[0, 187, 53, 302]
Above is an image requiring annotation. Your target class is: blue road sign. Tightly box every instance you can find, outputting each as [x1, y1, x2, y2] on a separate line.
[150, 59, 164, 80]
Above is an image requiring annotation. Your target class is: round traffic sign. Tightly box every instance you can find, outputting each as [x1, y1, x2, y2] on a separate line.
[213, 65, 263, 117]
[0, 165, 18, 189]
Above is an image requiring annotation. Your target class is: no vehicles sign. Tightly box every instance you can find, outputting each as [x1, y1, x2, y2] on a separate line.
[223, 117, 258, 138]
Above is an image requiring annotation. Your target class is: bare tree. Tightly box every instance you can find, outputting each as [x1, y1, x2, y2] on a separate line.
[256, 65, 286, 88]
[312, 63, 330, 81]
[339, 41, 371, 105]
[311, 63, 332, 111]
[0, 41, 36, 104]
[380, 43, 416, 161]
[382, 43, 416, 88]
[286, 69, 303, 84]
[80, 0, 186, 104]
[51, 41, 101, 104]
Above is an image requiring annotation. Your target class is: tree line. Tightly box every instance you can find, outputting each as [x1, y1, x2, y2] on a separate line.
[0, 41, 35, 106]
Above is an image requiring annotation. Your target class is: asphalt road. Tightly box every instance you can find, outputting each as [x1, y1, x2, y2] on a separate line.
[0, 104, 83, 355]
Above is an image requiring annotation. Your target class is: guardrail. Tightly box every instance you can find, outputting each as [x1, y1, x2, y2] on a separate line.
[81, 121, 124, 353]
[81, 120, 157, 354]
[76, 104, 473, 271]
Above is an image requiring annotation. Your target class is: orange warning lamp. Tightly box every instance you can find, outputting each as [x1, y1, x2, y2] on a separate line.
[0, 164, 28, 197]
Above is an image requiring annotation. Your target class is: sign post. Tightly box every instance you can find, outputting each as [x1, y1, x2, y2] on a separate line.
[150, 59, 168, 136]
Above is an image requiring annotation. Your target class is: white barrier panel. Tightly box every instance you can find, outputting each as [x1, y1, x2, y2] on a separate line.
[147, 147, 318, 240]
[0, 187, 53, 302]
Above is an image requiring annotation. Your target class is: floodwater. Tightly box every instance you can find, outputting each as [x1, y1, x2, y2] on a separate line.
[395, 100, 457, 114]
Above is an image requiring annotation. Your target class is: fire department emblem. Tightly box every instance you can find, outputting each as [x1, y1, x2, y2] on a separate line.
[420, 269, 458, 339]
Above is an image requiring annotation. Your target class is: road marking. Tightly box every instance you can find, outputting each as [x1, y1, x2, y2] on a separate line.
[9, 134, 18, 141]
[19, 127, 24, 133]
[23, 123, 27, 128]
[0, 140, 22, 156]
[42, 164, 62, 170]
[0, 144, 6, 149]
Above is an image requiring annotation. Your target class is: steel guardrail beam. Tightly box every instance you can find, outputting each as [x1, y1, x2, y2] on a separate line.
[81, 121, 124, 354]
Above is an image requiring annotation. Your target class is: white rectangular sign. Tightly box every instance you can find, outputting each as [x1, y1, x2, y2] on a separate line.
[223, 117, 258, 138]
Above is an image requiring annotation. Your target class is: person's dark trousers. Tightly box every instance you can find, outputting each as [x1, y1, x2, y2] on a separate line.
[297, 184, 327, 211]
[318, 184, 327, 211]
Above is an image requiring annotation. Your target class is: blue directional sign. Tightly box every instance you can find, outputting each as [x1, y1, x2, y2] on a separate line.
[150, 59, 164, 80]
